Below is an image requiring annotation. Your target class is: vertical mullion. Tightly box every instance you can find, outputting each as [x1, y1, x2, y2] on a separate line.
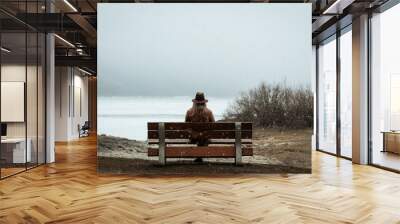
[367, 11, 373, 165]
[25, 0, 28, 171]
[316, 45, 320, 150]
[44, 33, 47, 164]
[36, 0, 39, 167]
[44, 0, 48, 164]
[0, 25, 2, 179]
[59, 68, 61, 117]
[336, 31, 341, 157]
[73, 69, 75, 118]
[69, 69, 71, 118]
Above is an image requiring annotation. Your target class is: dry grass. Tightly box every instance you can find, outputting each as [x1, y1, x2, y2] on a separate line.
[97, 128, 312, 174]
[252, 128, 312, 169]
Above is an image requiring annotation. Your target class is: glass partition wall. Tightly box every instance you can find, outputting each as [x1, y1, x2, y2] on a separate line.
[316, 1, 400, 171]
[339, 28, 352, 159]
[316, 27, 353, 159]
[317, 36, 337, 155]
[0, 4, 46, 179]
[0, 31, 27, 177]
[370, 3, 400, 171]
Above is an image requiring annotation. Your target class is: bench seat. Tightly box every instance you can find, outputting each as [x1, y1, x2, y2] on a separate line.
[148, 146, 253, 157]
[147, 122, 253, 165]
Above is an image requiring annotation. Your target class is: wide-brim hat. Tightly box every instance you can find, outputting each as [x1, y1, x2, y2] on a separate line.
[192, 92, 208, 103]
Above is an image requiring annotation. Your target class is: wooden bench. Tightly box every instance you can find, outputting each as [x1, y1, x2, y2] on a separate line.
[147, 122, 253, 165]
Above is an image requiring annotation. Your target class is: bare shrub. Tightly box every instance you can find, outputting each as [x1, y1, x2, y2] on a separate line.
[224, 82, 313, 128]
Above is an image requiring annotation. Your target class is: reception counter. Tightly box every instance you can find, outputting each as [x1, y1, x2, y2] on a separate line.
[1, 138, 32, 165]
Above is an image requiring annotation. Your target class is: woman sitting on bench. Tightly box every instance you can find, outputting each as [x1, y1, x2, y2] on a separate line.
[185, 92, 215, 163]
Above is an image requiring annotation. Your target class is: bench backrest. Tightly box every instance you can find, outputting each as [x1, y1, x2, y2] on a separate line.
[147, 122, 252, 140]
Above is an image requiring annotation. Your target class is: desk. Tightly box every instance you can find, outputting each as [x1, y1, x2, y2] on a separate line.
[1, 138, 31, 163]
[382, 131, 400, 154]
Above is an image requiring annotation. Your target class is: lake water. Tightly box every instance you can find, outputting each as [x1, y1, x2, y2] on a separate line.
[98, 96, 233, 140]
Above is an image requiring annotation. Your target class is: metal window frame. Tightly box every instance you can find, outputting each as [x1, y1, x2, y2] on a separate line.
[315, 23, 353, 162]
[0, 0, 48, 180]
[0, 20, 2, 179]
[316, 0, 400, 172]
[367, 1, 400, 173]
[336, 28, 341, 158]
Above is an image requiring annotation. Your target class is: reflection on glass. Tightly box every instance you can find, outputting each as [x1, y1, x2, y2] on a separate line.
[38, 33, 46, 165]
[1, 32, 27, 177]
[0, 1, 47, 179]
[340, 30, 352, 158]
[318, 37, 337, 154]
[390, 75, 400, 130]
[371, 4, 400, 171]
[27, 31, 38, 169]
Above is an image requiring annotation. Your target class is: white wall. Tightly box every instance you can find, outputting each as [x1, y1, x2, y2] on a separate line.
[55, 67, 69, 141]
[1, 65, 26, 139]
[1, 63, 46, 164]
[55, 67, 89, 141]
[72, 73, 89, 138]
[1, 65, 42, 138]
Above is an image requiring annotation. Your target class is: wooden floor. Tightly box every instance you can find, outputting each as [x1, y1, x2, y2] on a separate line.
[373, 150, 400, 171]
[1, 167, 26, 178]
[1, 136, 400, 223]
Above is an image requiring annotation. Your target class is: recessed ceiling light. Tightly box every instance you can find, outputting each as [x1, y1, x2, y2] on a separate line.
[323, 0, 353, 15]
[54, 34, 75, 48]
[1, 47, 11, 53]
[78, 67, 92, 76]
[63, 0, 78, 12]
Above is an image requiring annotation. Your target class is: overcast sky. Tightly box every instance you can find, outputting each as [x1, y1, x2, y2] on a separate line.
[98, 3, 311, 97]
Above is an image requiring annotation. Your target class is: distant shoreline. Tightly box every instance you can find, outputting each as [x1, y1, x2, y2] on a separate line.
[97, 96, 230, 140]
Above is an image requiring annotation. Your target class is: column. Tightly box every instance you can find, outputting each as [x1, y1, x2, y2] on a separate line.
[352, 14, 369, 164]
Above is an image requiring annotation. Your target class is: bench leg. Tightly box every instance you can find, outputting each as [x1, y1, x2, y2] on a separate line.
[235, 122, 242, 166]
[158, 122, 166, 165]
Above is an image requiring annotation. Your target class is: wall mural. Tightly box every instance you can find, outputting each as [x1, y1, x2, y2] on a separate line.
[97, 3, 312, 175]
